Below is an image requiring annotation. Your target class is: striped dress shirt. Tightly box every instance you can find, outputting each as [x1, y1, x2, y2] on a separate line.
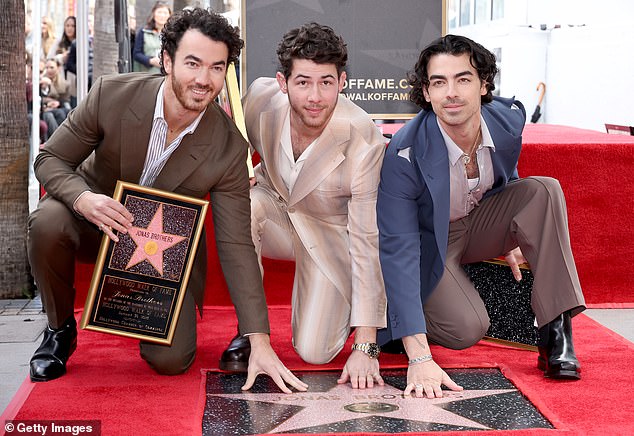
[139, 81, 205, 186]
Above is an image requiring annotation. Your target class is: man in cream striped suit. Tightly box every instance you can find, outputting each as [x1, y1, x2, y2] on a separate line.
[220, 23, 387, 390]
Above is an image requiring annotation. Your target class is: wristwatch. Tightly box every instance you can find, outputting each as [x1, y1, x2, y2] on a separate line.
[351, 342, 380, 359]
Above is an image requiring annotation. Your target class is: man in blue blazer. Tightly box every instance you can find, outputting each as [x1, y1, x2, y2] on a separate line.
[377, 35, 585, 398]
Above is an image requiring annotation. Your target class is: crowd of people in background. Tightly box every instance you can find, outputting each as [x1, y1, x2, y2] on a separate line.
[25, 1, 172, 144]
[25, 9, 96, 143]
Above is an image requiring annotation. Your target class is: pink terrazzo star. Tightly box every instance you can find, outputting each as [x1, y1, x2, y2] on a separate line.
[126, 204, 186, 276]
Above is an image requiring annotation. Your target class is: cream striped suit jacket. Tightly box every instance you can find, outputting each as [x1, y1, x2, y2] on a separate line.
[243, 78, 387, 330]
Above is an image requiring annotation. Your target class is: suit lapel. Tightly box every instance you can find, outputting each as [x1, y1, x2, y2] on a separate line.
[120, 79, 162, 184]
[152, 108, 217, 192]
[288, 128, 345, 206]
[259, 108, 290, 200]
[415, 114, 450, 259]
[287, 100, 348, 206]
[482, 108, 522, 187]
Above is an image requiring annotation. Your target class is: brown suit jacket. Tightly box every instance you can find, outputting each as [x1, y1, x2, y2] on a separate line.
[35, 72, 269, 335]
[243, 78, 386, 328]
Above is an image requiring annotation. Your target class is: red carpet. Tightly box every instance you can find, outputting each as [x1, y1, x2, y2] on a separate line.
[3, 306, 633, 436]
[520, 124, 634, 307]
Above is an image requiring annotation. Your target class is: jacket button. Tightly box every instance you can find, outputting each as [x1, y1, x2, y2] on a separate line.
[288, 207, 295, 213]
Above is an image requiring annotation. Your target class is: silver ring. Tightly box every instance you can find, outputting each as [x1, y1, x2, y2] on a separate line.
[414, 383, 423, 388]
[99, 224, 104, 231]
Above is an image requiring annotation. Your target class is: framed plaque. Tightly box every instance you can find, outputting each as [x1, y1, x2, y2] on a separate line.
[80, 181, 209, 345]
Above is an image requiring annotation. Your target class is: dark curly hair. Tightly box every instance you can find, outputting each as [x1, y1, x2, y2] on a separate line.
[409, 34, 498, 111]
[277, 22, 347, 79]
[160, 8, 243, 75]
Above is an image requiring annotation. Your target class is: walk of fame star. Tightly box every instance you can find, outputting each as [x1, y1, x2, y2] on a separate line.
[211, 383, 513, 433]
[126, 204, 186, 276]
[203, 370, 553, 434]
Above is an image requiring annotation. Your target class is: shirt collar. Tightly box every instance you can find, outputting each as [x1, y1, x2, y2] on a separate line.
[153, 80, 166, 121]
[281, 107, 315, 163]
[439, 114, 496, 166]
[153, 80, 206, 136]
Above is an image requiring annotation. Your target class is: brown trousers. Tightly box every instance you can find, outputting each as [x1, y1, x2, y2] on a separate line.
[27, 197, 197, 375]
[424, 177, 586, 349]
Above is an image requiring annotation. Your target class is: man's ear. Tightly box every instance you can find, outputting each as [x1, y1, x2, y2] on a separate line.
[338, 71, 347, 93]
[162, 50, 172, 74]
[480, 80, 488, 96]
[423, 86, 431, 102]
[276, 72, 288, 94]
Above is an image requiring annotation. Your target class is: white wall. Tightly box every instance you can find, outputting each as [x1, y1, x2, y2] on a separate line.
[453, 0, 634, 131]
[545, 24, 634, 131]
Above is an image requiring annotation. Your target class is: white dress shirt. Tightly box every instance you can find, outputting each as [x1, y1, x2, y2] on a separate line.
[278, 108, 316, 194]
[438, 115, 496, 222]
[139, 81, 205, 187]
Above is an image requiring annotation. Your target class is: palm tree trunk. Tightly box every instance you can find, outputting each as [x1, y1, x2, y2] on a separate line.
[93, 0, 120, 80]
[0, 2, 30, 298]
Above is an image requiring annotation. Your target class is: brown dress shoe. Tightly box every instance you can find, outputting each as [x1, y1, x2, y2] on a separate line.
[219, 334, 250, 372]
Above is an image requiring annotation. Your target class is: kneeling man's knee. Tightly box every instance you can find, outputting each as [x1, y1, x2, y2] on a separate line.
[524, 176, 564, 199]
[140, 345, 195, 375]
[429, 313, 490, 350]
[455, 315, 490, 349]
[293, 341, 341, 365]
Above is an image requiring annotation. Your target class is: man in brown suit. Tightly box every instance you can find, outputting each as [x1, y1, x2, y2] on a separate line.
[27, 8, 306, 394]
[220, 23, 387, 390]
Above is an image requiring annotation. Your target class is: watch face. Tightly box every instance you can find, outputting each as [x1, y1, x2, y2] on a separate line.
[367, 343, 380, 358]
[353, 343, 380, 358]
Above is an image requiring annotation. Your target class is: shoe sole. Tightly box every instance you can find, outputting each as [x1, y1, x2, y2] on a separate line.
[537, 356, 580, 380]
[544, 370, 581, 380]
[30, 370, 66, 382]
[218, 360, 248, 372]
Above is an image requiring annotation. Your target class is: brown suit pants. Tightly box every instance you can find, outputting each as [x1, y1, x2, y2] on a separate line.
[27, 197, 197, 374]
[424, 177, 586, 349]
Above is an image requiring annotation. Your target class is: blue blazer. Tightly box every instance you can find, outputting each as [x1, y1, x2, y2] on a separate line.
[376, 96, 526, 344]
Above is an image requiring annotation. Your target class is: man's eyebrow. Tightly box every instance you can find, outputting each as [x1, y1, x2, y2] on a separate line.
[429, 70, 474, 81]
[455, 70, 475, 78]
[183, 54, 226, 66]
[293, 73, 336, 80]
[184, 54, 202, 63]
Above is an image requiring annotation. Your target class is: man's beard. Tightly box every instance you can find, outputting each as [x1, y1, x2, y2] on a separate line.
[290, 102, 335, 131]
[171, 72, 213, 112]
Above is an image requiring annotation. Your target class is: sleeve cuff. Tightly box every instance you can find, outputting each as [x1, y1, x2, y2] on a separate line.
[72, 190, 92, 216]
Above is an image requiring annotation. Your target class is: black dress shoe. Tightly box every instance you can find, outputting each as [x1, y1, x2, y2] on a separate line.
[219, 334, 250, 372]
[30, 317, 77, 382]
[537, 311, 580, 380]
[380, 339, 406, 354]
